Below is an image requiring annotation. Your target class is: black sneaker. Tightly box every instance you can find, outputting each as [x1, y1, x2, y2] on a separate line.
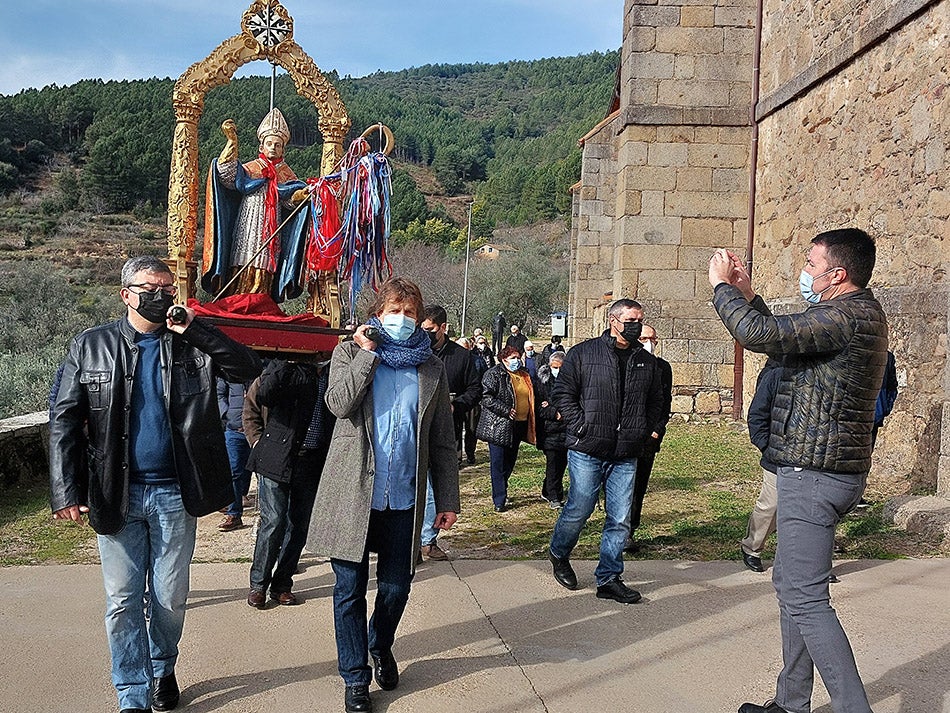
[596, 578, 641, 603]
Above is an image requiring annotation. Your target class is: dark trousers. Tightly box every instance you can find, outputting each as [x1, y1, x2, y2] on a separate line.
[488, 421, 527, 508]
[331, 508, 415, 686]
[249, 450, 325, 594]
[463, 405, 480, 462]
[541, 448, 568, 503]
[629, 449, 657, 533]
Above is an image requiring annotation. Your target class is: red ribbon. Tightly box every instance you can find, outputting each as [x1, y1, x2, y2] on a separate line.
[305, 178, 342, 273]
[258, 153, 280, 272]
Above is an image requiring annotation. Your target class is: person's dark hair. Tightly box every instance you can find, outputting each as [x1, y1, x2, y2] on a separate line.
[812, 228, 876, 289]
[371, 277, 425, 323]
[551, 335, 562, 344]
[423, 304, 448, 326]
[498, 346, 520, 361]
[121, 256, 172, 286]
[608, 298, 643, 320]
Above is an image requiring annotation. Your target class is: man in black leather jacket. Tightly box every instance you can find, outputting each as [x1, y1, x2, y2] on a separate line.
[709, 228, 886, 713]
[49, 256, 261, 713]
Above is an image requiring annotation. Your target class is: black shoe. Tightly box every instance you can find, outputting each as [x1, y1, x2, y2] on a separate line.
[624, 538, 640, 554]
[828, 573, 840, 583]
[738, 701, 789, 713]
[344, 684, 372, 712]
[596, 578, 642, 603]
[742, 550, 765, 572]
[152, 672, 179, 711]
[494, 503, 507, 513]
[548, 549, 577, 590]
[372, 650, 399, 691]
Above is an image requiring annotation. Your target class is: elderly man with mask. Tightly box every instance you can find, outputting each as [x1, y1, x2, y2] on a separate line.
[49, 255, 261, 713]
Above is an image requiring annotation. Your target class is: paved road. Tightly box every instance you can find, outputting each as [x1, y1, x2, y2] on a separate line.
[1, 558, 947, 712]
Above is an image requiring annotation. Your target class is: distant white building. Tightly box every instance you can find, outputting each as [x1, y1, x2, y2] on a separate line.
[475, 243, 517, 260]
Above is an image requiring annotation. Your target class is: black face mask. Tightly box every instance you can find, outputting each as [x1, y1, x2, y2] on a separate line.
[426, 329, 440, 348]
[134, 290, 174, 324]
[620, 320, 643, 344]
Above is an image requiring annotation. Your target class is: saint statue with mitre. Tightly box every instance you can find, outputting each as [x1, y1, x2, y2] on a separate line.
[201, 108, 312, 301]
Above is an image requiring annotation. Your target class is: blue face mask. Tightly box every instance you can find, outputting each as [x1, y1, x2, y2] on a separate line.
[798, 267, 837, 304]
[381, 313, 417, 341]
[505, 358, 521, 372]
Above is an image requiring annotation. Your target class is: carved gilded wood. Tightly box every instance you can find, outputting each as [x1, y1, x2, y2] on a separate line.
[166, 1, 350, 324]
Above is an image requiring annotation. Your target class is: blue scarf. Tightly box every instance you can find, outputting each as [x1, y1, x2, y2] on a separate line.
[368, 315, 432, 368]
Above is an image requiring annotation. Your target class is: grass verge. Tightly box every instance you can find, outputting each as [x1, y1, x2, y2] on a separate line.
[1, 422, 944, 566]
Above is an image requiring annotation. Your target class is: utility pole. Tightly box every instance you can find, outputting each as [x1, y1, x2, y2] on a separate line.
[460, 201, 474, 336]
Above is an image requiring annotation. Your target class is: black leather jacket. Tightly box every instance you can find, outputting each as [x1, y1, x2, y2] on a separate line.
[49, 316, 262, 534]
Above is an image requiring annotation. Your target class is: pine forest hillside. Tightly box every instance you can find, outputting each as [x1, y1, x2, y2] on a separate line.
[0, 52, 617, 418]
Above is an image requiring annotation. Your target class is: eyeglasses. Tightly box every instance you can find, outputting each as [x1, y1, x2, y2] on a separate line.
[126, 283, 178, 296]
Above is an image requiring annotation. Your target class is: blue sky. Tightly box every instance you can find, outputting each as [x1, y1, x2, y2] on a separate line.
[0, 0, 622, 96]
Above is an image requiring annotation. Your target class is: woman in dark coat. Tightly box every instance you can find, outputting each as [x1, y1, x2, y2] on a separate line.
[533, 351, 567, 508]
[476, 346, 536, 511]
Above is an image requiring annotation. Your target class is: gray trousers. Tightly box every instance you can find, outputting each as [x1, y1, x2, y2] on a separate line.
[772, 466, 872, 713]
[740, 467, 777, 556]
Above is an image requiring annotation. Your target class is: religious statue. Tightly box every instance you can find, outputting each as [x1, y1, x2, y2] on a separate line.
[201, 108, 312, 302]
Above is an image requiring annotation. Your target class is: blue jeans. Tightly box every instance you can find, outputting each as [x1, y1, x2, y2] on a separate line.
[331, 508, 415, 686]
[224, 429, 252, 517]
[772, 466, 871, 713]
[97, 482, 197, 711]
[420, 476, 438, 546]
[249, 450, 325, 594]
[550, 450, 637, 586]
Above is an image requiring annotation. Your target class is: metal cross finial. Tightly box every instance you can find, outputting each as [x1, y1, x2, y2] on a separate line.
[248, 2, 290, 48]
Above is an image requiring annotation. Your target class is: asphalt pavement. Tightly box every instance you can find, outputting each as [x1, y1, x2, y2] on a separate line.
[1, 556, 947, 713]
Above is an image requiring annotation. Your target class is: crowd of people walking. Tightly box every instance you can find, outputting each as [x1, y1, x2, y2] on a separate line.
[48, 227, 892, 713]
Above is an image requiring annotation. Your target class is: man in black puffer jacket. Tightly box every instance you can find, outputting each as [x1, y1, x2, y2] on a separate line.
[548, 299, 664, 604]
[709, 228, 886, 713]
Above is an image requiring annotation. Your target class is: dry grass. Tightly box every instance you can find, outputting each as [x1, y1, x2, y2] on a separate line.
[1, 422, 944, 566]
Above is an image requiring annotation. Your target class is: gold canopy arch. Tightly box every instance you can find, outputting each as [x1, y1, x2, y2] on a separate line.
[166, 0, 351, 321]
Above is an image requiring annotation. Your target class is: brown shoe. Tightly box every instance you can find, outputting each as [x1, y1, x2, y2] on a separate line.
[271, 590, 298, 606]
[247, 589, 266, 609]
[218, 515, 243, 531]
[422, 541, 449, 561]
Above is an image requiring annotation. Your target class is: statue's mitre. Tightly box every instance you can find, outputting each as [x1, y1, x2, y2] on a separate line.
[258, 108, 291, 144]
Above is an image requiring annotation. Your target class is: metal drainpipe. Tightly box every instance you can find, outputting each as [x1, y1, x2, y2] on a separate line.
[733, 0, 765, 421]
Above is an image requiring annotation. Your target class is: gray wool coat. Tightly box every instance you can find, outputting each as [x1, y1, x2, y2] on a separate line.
[306, 340, 461, 568]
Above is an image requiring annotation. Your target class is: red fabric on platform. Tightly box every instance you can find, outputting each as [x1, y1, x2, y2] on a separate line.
[189, 293, 329, 327]
[189, 294, 337, 353]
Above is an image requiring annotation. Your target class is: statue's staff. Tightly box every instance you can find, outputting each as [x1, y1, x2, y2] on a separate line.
[210, 187, 313, 302]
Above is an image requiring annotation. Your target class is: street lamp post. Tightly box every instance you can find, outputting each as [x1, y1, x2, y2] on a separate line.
[460, 201, 473, 336]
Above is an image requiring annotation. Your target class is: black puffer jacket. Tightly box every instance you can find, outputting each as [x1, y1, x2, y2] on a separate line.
[476, 364, 536, 447]
[49, 317, 263, 534]
[533, 364, 565, 451]
[552, 331, 664, 460]
[714, 284, 887, 474]
[747, 359, 781, 472]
